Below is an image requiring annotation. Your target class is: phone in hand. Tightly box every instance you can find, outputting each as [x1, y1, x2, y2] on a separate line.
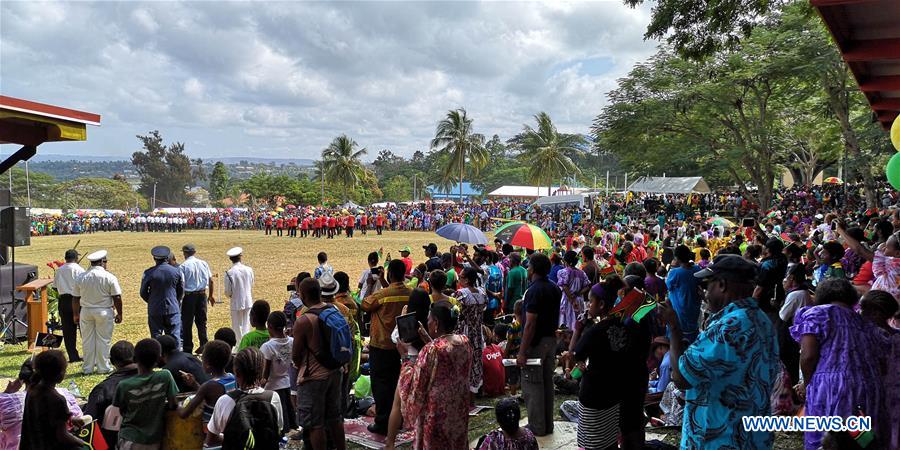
[396, 312, 420, 343]
[742, 218, 755, 228]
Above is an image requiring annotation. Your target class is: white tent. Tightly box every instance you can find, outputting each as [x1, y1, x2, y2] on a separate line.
[341, 201, 361, 210]
[488, 185, 589, 198]
[626, 176, 711, 194]
[533, 194, 588, 208]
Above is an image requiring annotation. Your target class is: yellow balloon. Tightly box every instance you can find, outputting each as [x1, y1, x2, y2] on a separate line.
[893, 114, 900, 151]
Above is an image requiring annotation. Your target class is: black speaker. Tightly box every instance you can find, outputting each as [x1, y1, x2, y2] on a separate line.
[0, 263, 37, 341]
[0, 207, 30, 247]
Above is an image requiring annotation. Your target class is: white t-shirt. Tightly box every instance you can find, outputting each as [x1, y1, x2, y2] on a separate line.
[358, 268, 383, 300]
[207, 387, 283, 435]
[260, 337, 293, 390]
[779, 289, 810, 322]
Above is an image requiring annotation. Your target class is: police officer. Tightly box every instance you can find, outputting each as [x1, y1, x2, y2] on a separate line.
[73, 250, 123, 374]
[179, 243, 215, 354]
[140, 246, 184, 349]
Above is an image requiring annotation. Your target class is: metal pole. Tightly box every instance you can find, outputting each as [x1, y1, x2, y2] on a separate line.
[152, 182, 157, 210]
[606, 171, 610, 197]
[24, 161, 31, 208]
[321, 169, 324, 205]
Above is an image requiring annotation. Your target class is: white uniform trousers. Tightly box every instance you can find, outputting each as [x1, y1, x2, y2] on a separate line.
[231, 308, 251, 342]
[80, 307, 114, 374]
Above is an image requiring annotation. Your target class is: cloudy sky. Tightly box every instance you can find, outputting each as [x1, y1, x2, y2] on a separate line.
[1, 1, 658, 161]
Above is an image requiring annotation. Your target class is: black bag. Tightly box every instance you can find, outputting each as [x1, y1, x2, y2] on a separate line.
[222, 390, 281, 450]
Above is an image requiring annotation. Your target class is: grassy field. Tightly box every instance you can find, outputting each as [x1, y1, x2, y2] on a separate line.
[3, 229, 457, 392]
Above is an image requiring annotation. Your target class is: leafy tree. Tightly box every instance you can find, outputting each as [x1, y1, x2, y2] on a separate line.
[624, 0, 775, 59]
[209, 162, 230, 202]
[321, 134, 369, 189]
[6, 166, 56, 207]
[515, 112, 586, 195]
[53, 178, 147, 210]
[430, 108, 487, 202]
[382, 175, 412, 202]
[132, 130, 192, 206]
[191, 158, 207, 184]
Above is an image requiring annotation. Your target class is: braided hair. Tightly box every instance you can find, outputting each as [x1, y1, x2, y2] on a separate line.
[494, 397, 521, 434]
[233, 347, 266, 389]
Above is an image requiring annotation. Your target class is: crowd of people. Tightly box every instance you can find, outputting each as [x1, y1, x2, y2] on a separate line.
[4, 180, 900, 450]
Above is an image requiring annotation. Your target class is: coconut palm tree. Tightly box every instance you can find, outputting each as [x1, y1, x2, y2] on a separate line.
[520, 112, 586, 195]
[430, 108, 487, 202]
[321, 134, 368, 186]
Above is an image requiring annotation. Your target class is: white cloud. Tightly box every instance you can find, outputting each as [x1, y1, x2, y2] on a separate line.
[0, 1, 659, 159]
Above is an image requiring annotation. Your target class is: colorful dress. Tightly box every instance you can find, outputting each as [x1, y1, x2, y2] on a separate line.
[399, 335, 473, 450]
[477, 428, 538, 450]
[455, 287, 486, 393]
[791, 304, 888, 450]
[556, 266, 589, 330]
[871, 250, 900, 301]
[878, 327, 900, 450]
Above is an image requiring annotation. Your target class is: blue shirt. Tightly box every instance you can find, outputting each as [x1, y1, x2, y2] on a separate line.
[179, 256, 211, 292]
[678, 298, 778, 449]
[665, 265, 702, 336]
[650, 352, 671, 394]
[140, 262, 183, 316]
[548, 263, 564, 284]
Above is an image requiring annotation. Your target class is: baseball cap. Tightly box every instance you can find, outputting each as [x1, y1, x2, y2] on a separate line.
[423, 243, 438, 252]
[399, 245, 412, 254]
[694, 254, 759, 281]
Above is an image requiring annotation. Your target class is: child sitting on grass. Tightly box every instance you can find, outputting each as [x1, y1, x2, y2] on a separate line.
[238, 300, 271, 350]
[177, 340, 236, 434]
[19, 350, 88, 449]
[476, 397, 537, 450]
[261, 311, 296, 434]
[113, 338, 178, 449]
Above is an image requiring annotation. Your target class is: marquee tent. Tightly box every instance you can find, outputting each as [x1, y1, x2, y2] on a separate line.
[626, 176, 711, 194]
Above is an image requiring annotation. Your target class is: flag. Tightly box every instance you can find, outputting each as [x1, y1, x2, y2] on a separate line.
[78, 421, 109, 450]
[610, 289, 656, 323]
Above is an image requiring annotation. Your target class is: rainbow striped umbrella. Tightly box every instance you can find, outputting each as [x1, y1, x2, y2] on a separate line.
[823, 177, 843, 184]
[706, 216, 736, 228]
[494, 222, 553, 250]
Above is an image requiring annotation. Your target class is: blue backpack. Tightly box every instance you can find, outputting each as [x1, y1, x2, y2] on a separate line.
[305, 305, 352, 370]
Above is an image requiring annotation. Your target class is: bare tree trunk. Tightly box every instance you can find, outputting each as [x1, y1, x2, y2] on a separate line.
[824, 71, 878, 208]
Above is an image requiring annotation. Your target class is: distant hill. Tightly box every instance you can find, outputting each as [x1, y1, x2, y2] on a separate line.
[28, 154, 316, 166]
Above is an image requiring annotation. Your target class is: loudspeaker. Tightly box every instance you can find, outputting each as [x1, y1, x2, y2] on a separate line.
[0, 263, 37, 341]
[0, 207, 30, 247]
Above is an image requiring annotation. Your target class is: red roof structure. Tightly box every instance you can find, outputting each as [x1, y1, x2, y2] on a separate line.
[812, 0, 900, 130]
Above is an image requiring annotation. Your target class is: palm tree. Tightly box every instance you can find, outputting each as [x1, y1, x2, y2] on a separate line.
[519, 112, 586, 195]
[321, 135, 369, 201]
[430, 108, 487, 202]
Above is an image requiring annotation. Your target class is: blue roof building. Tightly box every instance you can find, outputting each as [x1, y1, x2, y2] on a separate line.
[427, 182, 481, 201]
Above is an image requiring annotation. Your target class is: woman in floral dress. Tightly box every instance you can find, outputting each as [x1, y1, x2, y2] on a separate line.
[454, 267, 487, 396]
[557, 250, 591, 330]
[390, 301, 472, 450]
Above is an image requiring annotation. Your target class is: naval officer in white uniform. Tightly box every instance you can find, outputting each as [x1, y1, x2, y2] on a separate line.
[224, 247, 254, 341]
[73, 250, 123, 374]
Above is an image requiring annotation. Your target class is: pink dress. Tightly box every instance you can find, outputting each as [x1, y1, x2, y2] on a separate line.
[400, 335, 473, 450]
[871, 251, 900, 302]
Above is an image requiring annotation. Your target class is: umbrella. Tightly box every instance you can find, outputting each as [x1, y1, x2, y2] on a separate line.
[823, 177, 843, 184]
[493, 222, 553, 250]
[275, 207, 285, 212]
[706, 217, 736, 228]
[285, 204, 297, 209]
[435, 223, 488, 245]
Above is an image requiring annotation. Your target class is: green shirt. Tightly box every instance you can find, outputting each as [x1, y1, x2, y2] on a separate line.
[239, 328, 270, 350]
[505, 265, 528, 307]
[446, 268, 458, 287]
[114, 369, 177, 445]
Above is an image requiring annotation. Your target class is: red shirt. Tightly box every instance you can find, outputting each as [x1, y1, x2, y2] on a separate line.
[276, 218, 284, 229]
[265, 217, 272, 226]
[328, 217, 337, 227]
[361, 216, 368, 226]
[481, 344, 506, 396]
[376, 215, 385, 226]
[291, 217, 299, 227]
[301, 218, 310, 230]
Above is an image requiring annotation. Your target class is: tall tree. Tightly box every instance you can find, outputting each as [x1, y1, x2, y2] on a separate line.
[321, 134, 369, 189]
[208, 162, 230, 202]
[132, 131, 192, 206]
[624, 0, 776, 59]
[191, 158, 207, 184]
[53, 178, 147, 210]
[517, 112, 586, 195]
[430, 108, 487, 202]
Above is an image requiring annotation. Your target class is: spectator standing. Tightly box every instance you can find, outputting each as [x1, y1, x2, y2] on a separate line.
[19, 351, 87, 449]
[516, 254, 561, 437]
[84, 341, 139, 445]
[179, 243, 215, 354]
[660, 255, 779, 449]
[113, 338, 178, 449]
[157, 335, 208, 393]
[665, 245, 702, 343]
[360, 259, 411, 435]
[504, 253, 527, 315]
[261, 311, 296, 435]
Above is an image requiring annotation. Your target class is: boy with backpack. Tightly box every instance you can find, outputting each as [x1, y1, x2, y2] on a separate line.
[206, 347, 283, 449]
[292, 278, 349, 450]
[113, 338, 178, 450]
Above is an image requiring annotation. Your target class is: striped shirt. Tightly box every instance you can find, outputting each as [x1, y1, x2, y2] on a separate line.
[361, 282, 411, 350]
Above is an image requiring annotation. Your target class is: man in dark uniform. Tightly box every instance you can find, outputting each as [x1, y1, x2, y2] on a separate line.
[140, 246, 185, 350]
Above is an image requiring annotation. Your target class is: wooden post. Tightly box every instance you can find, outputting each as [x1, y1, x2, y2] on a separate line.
[17, 278, 52, 349]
